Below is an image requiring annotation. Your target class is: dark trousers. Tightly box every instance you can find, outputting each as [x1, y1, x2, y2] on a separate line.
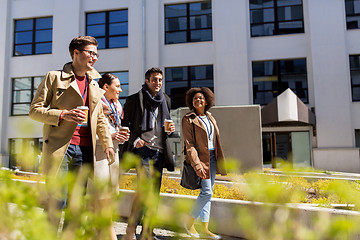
[126, 146, 164, 239]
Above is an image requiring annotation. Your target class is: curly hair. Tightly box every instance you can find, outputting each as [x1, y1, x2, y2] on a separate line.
[69, 36, 98, 59]
[185, 87, 215, 112]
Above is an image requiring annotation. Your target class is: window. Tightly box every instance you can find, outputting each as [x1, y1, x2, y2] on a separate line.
[165, 1, 212, 44]
[165, 65, 213, 109]
[14, 17, 53, 56]
[249, 0, 304, 37]
[355, 129, 360, 147]
[346, 0, 360, 29]
[9, 138, 42, 172]
[349, 55, 360, 101]
[86, 10, 128, 49]
[11, 77, 42, 115]
[252, 59, 308, 105]
[112, 71, 129, 106]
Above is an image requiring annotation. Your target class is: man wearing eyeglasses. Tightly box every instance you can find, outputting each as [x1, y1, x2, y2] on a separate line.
[29, 36, 115, 229]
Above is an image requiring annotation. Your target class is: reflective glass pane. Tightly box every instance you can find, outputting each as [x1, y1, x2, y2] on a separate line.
[353, 86, 360, 101]
[165, 32, 186, 44]
[15, 19, 33, 31]
[250, 9, 274, 24]
[292, 88, 308, 102]
[97, 38, 106, 49]
[190, 80, 213, 88]
[190, 15, 212, 29]
[13, 90, 31, 103]
[253, 76, 278, 91]
[109, 22, 128, 35]
[165, 67, 187, 81]
[35, 29, 52, 42]
[14, 44, 32, 55]
[165, 4, 187, 18]
[165, 81, 188, 109]
[350, 55, 360, 70]
[347, 16, 360, 29]
[190, 29, 212, 42]
[119, 84, 129, 98]
[251, 23, 275, 36]
[34, 77, 43, 89]
[15, 31, 33, 44]
[109, 36, 127, 48]
[277, 0, 302, 7]
[87, 12, 106, 25]
[277, 5, 303, 21]
[189, 2, 211, 15]
[254, 91, 276, 105]
[165, 17, 187, 31]
[12, 104, 30, 115]
[190, 66, 213, 80]
[87, 25, 105, 37]
[252, 61, 276, 76]
[346, 0, 355, 15]
[278, 21, 304, 34]
[351, 72, 360, 85]
[35, 42, 52, 54]
[13, 78, 31, 90]
[249, 0, 274, 10]
[113, 72, 129, 84]
[36, 17, 52, 30]
[280, 59, 306, 74]
[110, 10, 128, 22]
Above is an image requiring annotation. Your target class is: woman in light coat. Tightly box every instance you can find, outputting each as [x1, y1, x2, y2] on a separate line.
[94, 73, 129, 240]
[182, 87, 226, 239]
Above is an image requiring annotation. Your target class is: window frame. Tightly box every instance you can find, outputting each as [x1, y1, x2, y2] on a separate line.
[252, 58, 308, 105]
[11, 76, 42, 116]
[349, 54, 360, 101]
[249, 0, 305, 37]
[165, 65, 214, 109]
[86, 9, 128, 49]
[345, 0, 360, 29]
[164, 1, 213, 44]
[13, 16, 53, 56]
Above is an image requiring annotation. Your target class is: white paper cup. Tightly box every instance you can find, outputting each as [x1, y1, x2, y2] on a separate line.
[77, 106, 89, 127]
[164, 119, 173, 132]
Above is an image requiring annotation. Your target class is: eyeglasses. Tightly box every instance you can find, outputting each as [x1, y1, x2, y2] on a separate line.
[79, 49, 99, 58]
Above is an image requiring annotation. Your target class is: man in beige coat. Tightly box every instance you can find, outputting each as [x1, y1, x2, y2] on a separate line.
[29, 36, 115, 226]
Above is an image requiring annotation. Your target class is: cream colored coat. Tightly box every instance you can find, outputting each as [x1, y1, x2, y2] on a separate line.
[29, 62, 113, 176]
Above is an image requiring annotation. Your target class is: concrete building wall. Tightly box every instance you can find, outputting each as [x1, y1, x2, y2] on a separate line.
[2, 0, 360, 173]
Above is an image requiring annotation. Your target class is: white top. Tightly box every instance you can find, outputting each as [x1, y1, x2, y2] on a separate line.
[198, 115, 215, 150]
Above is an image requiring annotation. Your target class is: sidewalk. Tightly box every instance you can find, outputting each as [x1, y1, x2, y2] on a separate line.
[113, 221, 245, 240]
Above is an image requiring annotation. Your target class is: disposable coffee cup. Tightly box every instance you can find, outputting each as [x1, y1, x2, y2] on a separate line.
[164, 119, 173, 132]
[77, 106, 89, 127]
[119, 126, 130, 133]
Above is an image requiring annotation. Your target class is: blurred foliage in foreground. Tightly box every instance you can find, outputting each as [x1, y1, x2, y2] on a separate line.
[2, 155, 360, 239]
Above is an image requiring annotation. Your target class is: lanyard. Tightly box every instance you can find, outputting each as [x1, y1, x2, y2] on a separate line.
[198, 115, 212, 140]
[82, 75, 88, 100]
[106, 98, 119, 127]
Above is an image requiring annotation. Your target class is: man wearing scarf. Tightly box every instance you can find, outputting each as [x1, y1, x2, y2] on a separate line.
[122, 67, 175, 240]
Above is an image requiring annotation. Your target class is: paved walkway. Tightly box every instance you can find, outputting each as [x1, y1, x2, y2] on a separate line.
[113, 221, 245, 240]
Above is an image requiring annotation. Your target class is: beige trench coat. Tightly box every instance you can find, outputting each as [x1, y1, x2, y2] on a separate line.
[29, 62, 113, 176]
[182, 111, 227, 179]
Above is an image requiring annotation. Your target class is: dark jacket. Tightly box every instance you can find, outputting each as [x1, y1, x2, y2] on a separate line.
[182, 110, 227, 179]
[121, 90, 175, 171]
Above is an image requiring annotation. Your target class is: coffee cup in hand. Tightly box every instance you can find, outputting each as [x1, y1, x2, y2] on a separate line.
[164, 119, 173, 132]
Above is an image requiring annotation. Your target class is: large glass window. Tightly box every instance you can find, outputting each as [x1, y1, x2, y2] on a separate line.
[14, 17, 52, 56]
[346, 0, 360, 29]
[86, 9, 128, 49]
[165, 65, 213, 109]
[252, 59, 308, 105]
[9, 138, 42, 172]
[349, 55, 360, 101]
[11, 77, 42, 115]
[165, 1, 212, 44]
[249, 0, 304, 37]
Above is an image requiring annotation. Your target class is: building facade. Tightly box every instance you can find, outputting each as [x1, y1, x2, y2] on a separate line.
[1, 0, 360, 172]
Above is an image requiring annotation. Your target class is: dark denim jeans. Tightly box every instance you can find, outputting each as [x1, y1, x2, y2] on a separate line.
[58, 144, 93, 209]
